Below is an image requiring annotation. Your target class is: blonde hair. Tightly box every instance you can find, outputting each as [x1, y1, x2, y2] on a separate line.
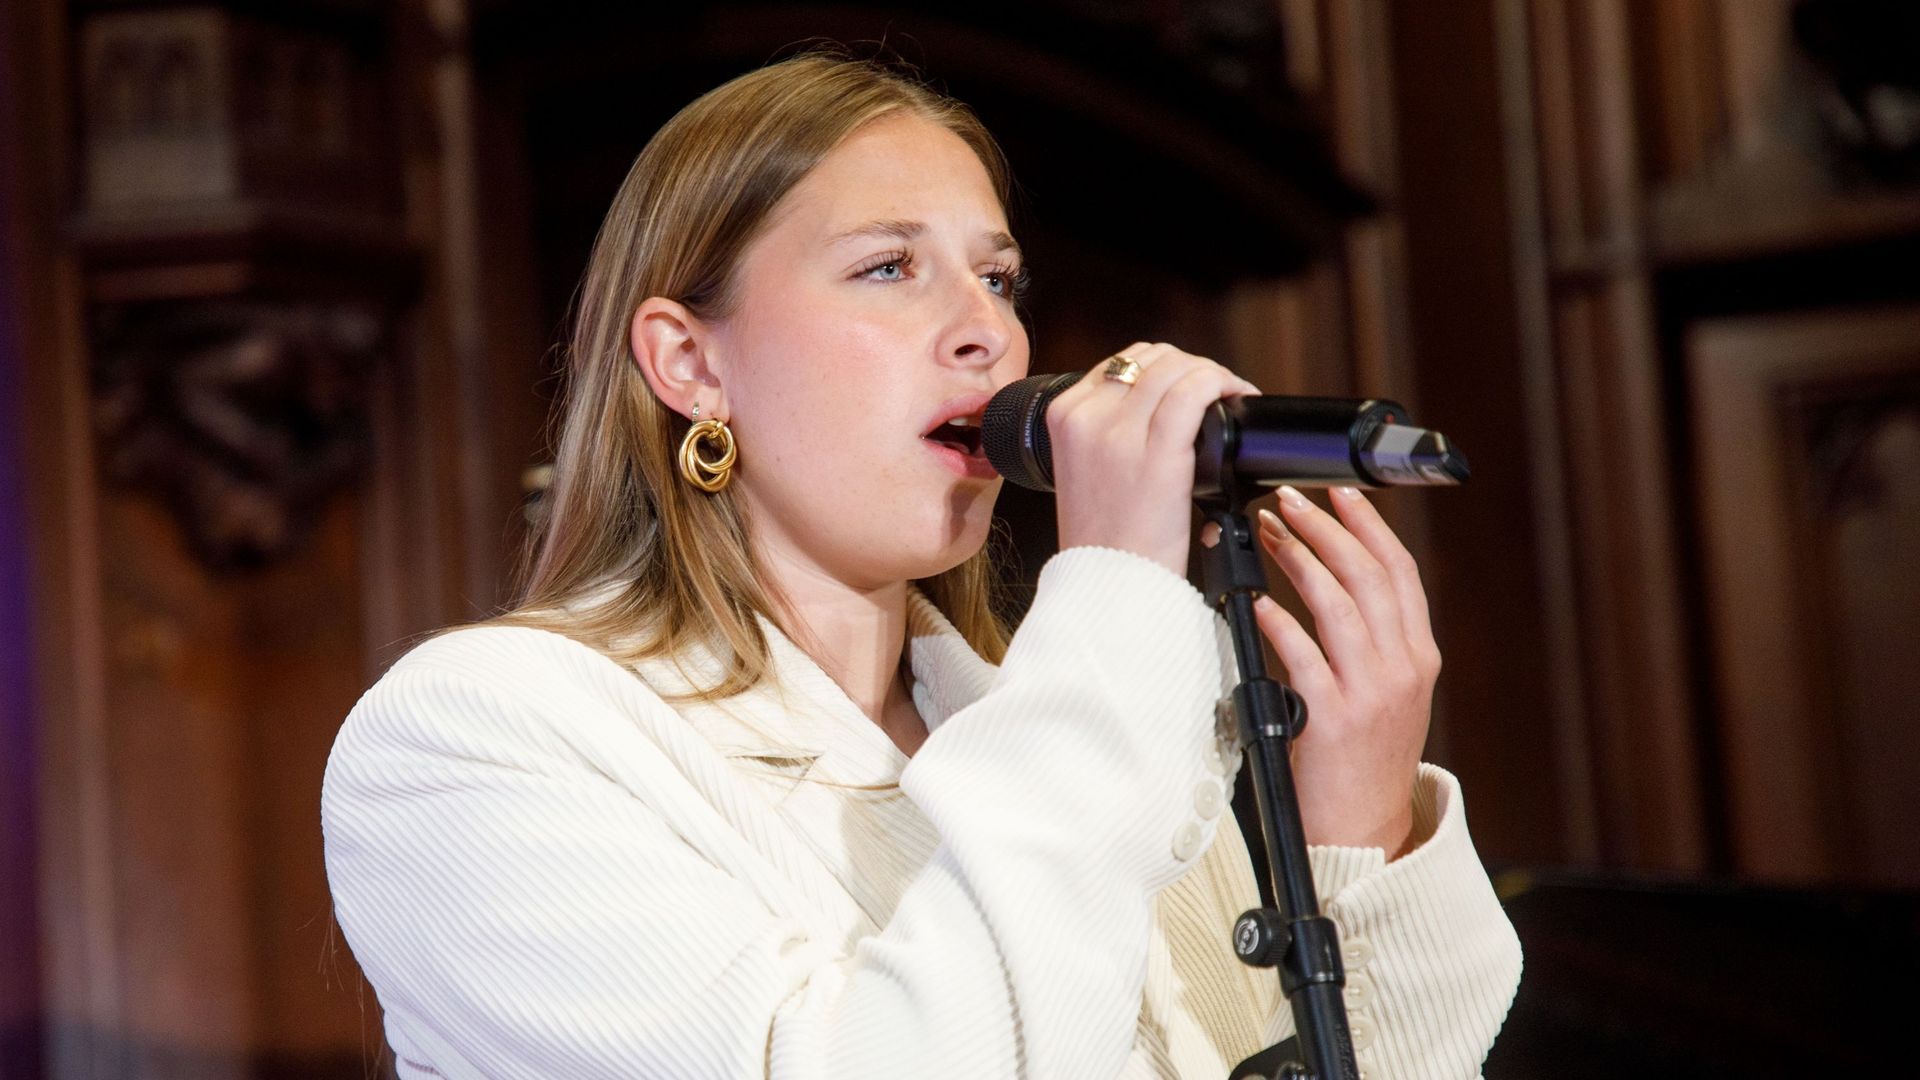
[468, 49, 1017, 702]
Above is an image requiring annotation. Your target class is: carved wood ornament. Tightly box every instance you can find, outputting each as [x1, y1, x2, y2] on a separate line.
[73, 4, 405, 571]
[91, 301, 383, 570]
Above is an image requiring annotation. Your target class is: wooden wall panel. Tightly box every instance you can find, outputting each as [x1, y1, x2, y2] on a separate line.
[5, 0, 127, 1077]
[1389, 0, 1580, 864]
[36, 426, 382, 1080]
[230, 499, 379, 1064]
[1, 0, 54, 1072]
[1520, 0, 1710, 872]
[1496, 0, 1920, 884]
[1689, 305, 1920, 886]
[1820, 408, 1920, 882]
[0, 321, 43, 1080]
[1626, 0, 1724, 183]
[13, 2, 467, 1076]
[10, 2, 1912, 1076]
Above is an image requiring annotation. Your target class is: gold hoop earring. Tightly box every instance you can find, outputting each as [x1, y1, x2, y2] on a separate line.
[678, 417, 737, 493]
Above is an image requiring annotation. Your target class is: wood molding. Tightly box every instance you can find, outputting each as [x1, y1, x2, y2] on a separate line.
[1522, 0, 1710, 871]
[1688, 303, 1920, 885]
[1640, 0, 1920, 265]
[1, 0, 55, 1071]
[6, 0, 129, 1076]
[1628, 0, 1726, 183]
[1491, 0, 1604, 863]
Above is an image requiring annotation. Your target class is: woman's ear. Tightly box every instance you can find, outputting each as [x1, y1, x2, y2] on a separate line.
[629, 297, 725, 420]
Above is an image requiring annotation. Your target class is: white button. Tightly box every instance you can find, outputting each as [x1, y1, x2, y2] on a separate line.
[1347, 1012, 1377, 1051]
[1344, 933, 1374, 968]
[1343, 971, 1374, 1011]
[1210, 738, 1234, 775]
[1193, 781, 1225, 819]
[1205, 741, 1227, 774]
[1342, 936, 1374, 969]
[1171, 821, 1204, 861]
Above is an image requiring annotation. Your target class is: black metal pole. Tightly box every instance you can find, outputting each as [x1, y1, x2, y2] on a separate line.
[1198, 499, 1358, 1080]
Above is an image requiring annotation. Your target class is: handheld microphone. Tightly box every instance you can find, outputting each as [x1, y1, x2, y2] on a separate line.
[980, 371, 1469, 494]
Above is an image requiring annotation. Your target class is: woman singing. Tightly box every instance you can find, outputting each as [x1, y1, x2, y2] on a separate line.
[322, 50, 1522, 1079]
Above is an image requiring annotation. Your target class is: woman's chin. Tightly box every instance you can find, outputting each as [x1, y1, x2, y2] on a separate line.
[899, 522, 993, 581]
[831, 499, 996, 585]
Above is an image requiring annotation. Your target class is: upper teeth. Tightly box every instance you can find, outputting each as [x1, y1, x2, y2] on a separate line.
[945, 416, 976, 428]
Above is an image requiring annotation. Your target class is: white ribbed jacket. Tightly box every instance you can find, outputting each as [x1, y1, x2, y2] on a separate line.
[322, 546, 1522, 1079]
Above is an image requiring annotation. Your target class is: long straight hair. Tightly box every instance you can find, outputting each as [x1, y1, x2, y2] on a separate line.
[466, 51, 1017, 701]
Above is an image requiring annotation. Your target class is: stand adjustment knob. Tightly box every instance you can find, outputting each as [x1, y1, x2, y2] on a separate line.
[1233, 908, 1291, 968]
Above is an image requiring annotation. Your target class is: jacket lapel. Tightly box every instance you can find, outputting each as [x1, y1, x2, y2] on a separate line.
[620, 583, 1000, 931]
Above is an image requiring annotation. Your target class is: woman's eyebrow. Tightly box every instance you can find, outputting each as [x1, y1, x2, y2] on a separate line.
[829, 218, 926, 245]
[828, 219, 1022, 258]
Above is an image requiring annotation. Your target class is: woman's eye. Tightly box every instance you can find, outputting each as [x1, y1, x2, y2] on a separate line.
[985, 266, 1029, 299]
[857, 252, 911, 282]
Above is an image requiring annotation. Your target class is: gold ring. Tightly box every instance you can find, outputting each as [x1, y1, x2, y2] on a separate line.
[1102, 353, 1142, 386]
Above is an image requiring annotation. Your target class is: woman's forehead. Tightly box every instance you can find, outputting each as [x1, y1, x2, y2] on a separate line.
[776, 114, 1009, 242]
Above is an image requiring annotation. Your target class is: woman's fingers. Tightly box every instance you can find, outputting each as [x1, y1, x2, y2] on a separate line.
[1145, 364, 1256, 455]
[1252, 593, 1335, 697]
[1256, 504, 1380, 680]
[1268, 486, 1409, 663]
[1326, 486, 1439, 670]
[1107, 344, 1204, 423]
[1047, 341, 1260, 578]
[1059, 341, 1153, 408]
[1237, 464, 1441, 856]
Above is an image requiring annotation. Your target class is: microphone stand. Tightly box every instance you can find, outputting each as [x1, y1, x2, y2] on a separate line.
[1197, 481, 1359, 1080]
[983, 374, 1464, 1077]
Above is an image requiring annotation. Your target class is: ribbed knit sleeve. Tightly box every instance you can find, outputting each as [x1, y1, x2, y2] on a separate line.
[1254, 765, 1525, 1078]
[322, 545, 1232, 1080]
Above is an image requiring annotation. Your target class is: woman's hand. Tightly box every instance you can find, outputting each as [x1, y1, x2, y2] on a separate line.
[1048, 342, 1261, 578]
[1253, 486, 1438, 858]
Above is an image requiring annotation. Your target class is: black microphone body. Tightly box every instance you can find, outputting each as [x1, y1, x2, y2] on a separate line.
[981, 370, 1470, 494]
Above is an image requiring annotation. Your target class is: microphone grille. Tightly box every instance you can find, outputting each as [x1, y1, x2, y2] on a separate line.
[982, 371, 1084, 491]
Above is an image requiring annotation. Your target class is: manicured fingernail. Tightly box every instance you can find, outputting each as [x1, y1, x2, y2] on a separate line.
[1257, 507, 1289, 539]
[1279, 485, 1310, 510]
[1255, 594, 1278, 613]
[1334, 485, 1361, 500]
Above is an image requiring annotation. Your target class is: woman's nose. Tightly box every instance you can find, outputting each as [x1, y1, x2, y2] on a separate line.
[942, 273, 1014, 368]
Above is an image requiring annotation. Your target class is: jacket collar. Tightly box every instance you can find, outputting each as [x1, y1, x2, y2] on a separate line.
[901, 583, 1001, 734]
[591, 581, 999, 788]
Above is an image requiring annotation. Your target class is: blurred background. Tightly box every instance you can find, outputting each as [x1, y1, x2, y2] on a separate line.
[3, 0, 1917, 1077]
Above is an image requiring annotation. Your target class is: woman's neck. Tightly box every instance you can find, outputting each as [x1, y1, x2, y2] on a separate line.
[760, 553, 913, 732]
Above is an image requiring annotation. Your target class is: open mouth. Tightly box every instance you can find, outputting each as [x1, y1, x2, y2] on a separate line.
[922, 417, 983, 456]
